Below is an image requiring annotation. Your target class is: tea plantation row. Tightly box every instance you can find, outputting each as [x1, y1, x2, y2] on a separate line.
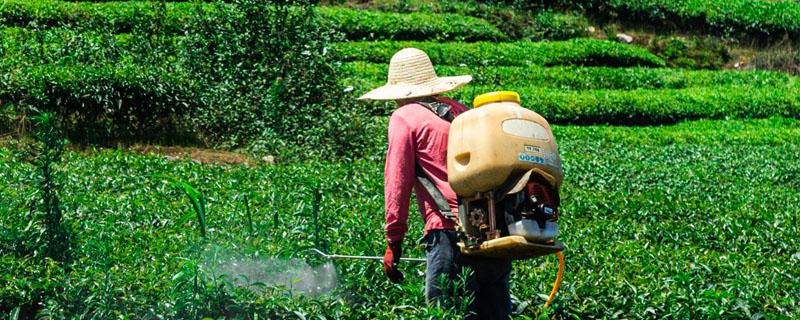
[1, 117, 798, 318]
[3, 32, 799, 131]
[0, 0, 504, 41]
[345, 62, 791, 90]
[334, 40, 665, 68]
[568, 0, 800, 38]
[0, 27, 662, 68]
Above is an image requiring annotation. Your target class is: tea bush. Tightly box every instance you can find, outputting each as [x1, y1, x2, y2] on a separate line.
[530, 11, 589, 41]
[558, 0, 800, 40]
[648, 36, 731, 70]
[334, 39, 666, 67]
[0, 63, 193, 145]
[316, 6, 506, 41]
[344, 62, 791, 90]
[178, 0, 376, 158]
[0, 0, 507, 41]
[471, 85, 800, 124]
[1, 118, 798, 318]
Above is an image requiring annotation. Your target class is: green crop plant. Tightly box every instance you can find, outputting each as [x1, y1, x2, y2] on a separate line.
[316, 6, 506, 41]
[28, 112, 71, 264]
[333, 39, 666, 68]
[530, 11, 589, 41]
[462, 84, 800, 125]
[553, 0, 800, 41]
[166, 178, 208, 239]
[344, 62, 792, 90]
[0, 0, 506, 41]
[1, 117, 798, 318]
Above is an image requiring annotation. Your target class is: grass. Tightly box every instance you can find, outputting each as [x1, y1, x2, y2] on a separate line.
[1, 117, 798, 318]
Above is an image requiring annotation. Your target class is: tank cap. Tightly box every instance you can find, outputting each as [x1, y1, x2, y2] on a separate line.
[473, 91, 521, 108]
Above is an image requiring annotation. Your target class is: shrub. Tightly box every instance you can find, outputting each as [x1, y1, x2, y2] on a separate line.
[333, 39, 666, 67]
[566, 0, 800, 41]
[29, 113, 72, 264]
[343, 62, 791, 91]
[0, 0, 507, 41]
[648, 36, 731, 70]
[180, 0, 375, 159]
[0, 62, 194, 145]
[0, 0, 190, 34]
[315, 6, 507, 41]
[452, 85, 800, 125]
[530, 11, 589, 41]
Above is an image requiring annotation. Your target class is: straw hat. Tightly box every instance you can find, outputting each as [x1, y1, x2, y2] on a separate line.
[358, 48, 472, 101]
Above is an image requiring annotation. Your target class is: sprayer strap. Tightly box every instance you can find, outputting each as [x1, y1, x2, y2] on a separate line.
[415, 163, 455, 220]
[418, 101, 455, 122]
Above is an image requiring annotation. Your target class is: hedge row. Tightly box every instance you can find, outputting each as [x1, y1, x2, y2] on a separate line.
[316, 6, 506, 41]
[0, 62, 193, 143]
[3, 63, 799, 134]
[0, 0, 505, 41]
[334, 39, 666, 68]
[567, 0, 800, 39]
[344, 62, 792, 90]
[445, 85, 800, 125]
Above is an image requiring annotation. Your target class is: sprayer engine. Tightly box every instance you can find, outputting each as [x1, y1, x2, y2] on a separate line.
[447, 91, 564, 259]
[458, 178, 559, 248]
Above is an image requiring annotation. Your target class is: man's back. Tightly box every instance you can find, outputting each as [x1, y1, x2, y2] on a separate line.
[383, 97, 468, 242]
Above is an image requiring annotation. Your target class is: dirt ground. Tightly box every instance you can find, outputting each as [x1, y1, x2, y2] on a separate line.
[127, 145, 265, 166]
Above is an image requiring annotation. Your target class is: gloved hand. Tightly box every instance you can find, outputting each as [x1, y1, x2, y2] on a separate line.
[383, 241, 404, 283]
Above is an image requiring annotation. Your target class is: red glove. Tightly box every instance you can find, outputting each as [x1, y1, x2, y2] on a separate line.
[383, 241, 404, 283]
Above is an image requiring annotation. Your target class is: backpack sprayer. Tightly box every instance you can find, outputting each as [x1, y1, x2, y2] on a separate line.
[314, 91, 565, 307]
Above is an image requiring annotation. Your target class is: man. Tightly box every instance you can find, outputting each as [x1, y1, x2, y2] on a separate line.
[358, 48, 513, 320]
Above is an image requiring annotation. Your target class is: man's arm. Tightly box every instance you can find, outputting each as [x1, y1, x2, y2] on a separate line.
[384, 113, 416, 243]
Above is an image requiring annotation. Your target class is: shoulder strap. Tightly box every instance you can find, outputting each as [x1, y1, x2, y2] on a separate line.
[418, 100, 455, 122]
[415, 163, 456, 219]
[413, 98, 457, 219]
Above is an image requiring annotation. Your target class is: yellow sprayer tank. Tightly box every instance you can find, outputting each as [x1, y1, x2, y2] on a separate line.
[448, 91, 563, 197]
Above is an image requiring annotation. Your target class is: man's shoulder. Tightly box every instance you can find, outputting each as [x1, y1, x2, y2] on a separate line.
[391, 103, 428, 120]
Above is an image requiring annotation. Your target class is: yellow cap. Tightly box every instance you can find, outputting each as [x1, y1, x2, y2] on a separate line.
[472, 91, 521, 108]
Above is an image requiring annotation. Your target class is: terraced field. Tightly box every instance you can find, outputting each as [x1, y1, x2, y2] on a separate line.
[1, 0, 799, 319]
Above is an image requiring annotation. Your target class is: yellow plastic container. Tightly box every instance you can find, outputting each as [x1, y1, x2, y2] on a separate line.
[447, 91, 563, 197]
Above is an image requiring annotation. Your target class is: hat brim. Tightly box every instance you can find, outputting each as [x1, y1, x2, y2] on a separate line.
[357, 75, 472, 101]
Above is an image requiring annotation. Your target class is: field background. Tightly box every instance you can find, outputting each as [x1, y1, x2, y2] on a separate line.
[1, 0, 799, 319]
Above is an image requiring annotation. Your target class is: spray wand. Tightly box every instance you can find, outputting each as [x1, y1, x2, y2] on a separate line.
[310, 248, 426, 263]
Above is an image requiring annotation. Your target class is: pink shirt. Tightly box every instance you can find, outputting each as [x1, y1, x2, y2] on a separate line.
[384, 97, 469, 243]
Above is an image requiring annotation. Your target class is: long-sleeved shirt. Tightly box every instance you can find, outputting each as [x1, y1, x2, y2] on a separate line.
[384, 97, 469, 243]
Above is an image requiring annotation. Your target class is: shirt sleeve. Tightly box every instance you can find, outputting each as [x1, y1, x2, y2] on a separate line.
[384, 113, 416, 243]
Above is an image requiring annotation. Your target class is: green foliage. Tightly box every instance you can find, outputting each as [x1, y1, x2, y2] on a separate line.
[29, 113, 71, 263]
[347, 62, 799, 123]
[1, 118, 798, 318]
[463, 84, 800, 125]
[566, 0, 800, 40]
[165, 178, 208, 239]
[0, 26, 193, 144]
[344, 62, 791, 90]
[530, 11, 589, 41]
[0, 0, 507, 41]
[0, 0, 191, 34]
[334, 39, 666, 68]
[0, 62, 193, 144]
[649, 36, 731, 70]
[316, 6, 507, 41]
[179, 0, 376, 158]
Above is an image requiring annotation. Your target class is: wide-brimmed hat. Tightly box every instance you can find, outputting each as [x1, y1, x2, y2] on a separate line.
[358, 48, 472, 101]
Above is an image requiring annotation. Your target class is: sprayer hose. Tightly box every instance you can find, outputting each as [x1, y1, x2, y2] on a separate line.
[544, 251, 564, 308]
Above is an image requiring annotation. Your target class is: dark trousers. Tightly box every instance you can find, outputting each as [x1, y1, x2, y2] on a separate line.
[424, 229, 512, 320]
